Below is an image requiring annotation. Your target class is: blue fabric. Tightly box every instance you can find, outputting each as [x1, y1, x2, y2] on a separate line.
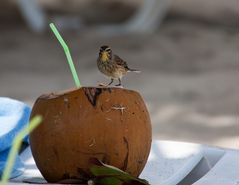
[0, 97, 31, 178]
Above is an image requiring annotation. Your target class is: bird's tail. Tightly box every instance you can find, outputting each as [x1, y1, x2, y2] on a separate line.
[128, 68, 141, 73]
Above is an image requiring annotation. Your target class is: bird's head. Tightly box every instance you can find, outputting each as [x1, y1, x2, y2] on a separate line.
[99, 45, 112, 62]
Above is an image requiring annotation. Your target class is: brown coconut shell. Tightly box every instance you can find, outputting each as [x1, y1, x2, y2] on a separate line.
[30, 87, 152, 183]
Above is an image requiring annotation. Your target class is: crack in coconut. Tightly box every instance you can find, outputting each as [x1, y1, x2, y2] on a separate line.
[122, 137, 129, 171]
[83, 88, 112, 106]
[89, 139, 96, 147]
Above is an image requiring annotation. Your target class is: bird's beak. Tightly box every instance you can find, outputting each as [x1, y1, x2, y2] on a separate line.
[101, 51, 109, 62]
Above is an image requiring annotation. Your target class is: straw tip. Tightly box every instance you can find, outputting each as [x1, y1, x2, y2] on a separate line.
[49, 23, 55, 29]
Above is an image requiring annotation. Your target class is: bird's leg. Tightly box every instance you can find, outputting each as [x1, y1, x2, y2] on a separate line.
[115, 78, 122, 86]
[107, 78, 114, 86]
[98, 78, 114, 87]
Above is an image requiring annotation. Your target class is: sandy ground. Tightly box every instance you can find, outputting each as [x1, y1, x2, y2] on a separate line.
[1, 19, 239, 149]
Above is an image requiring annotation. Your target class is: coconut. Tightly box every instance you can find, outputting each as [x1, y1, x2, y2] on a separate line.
[29, 87, 152, 183]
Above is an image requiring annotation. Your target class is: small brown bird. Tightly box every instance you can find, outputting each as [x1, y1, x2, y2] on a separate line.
[97, 45, 140, 86]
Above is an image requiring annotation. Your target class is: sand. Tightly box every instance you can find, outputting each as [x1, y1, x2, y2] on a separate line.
[1, 18, 239, 149]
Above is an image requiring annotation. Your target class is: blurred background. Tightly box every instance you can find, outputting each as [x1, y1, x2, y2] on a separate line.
[1, 0, 239, 149]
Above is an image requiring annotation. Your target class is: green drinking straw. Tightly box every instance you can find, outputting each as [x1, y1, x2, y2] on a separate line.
[0, 116, 42, 185]
[49, 23, 81, 88]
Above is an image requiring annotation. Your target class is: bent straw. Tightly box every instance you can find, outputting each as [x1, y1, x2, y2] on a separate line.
[49, 23, 81, 88]
[0, 116, 42, 185]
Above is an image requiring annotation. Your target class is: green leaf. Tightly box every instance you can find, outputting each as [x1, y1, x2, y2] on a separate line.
[98, 177, 123, 185]
[89, 158, 150, 185]
[90, 158, 128, 177]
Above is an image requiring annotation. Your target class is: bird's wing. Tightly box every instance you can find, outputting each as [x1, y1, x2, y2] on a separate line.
[114, 55, 129, 69]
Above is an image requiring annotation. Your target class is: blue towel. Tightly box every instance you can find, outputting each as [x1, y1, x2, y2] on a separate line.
[0, 97, 31, 179]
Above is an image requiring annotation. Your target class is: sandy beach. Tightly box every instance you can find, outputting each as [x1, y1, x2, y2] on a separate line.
[1, 0, 239, 149]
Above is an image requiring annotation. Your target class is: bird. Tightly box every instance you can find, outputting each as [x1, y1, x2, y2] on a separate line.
[97, 45, 140, 86]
